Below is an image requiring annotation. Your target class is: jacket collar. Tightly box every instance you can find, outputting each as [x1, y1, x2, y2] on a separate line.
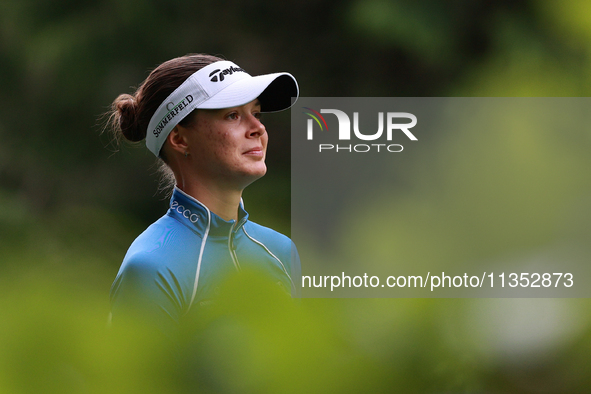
[168, 186, 249, 237]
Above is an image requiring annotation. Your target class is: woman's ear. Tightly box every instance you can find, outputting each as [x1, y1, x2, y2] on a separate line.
[166, 125, 189, 155]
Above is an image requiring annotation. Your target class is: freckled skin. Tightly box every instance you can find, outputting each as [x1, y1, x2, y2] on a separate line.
[187, 100, 268, 191]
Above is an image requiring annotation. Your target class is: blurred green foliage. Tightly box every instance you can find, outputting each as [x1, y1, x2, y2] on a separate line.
[2, 0, 591, 392]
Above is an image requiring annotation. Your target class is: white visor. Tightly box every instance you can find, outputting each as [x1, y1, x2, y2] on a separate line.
[146, 60, 299, 157]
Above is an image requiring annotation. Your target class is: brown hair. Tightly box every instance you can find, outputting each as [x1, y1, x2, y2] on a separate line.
[106, 54, 223, 195]
[108, 53, 223, 153]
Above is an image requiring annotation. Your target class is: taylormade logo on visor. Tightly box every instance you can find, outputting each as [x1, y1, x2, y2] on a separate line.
[209, 66, 245, 82]
[152, 95, 194, 138]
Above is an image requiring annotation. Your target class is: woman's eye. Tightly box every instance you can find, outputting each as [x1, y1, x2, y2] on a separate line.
[227, 113, 238, 120]
[253, 112, 262, 120]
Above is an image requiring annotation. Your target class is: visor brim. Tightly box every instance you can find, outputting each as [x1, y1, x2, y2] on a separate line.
[196, 72, 299, 112]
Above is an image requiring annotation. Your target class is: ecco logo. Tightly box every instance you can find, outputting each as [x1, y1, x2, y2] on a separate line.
[303, 107, 417, 153]
[209, 66, 245, 82]
[171, 200, 200, 223]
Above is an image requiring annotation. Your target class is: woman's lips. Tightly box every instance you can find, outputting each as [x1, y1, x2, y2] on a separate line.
[243, 147, 264, 156]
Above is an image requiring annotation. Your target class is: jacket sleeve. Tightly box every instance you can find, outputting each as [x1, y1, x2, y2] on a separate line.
[109, 254, 182, 337]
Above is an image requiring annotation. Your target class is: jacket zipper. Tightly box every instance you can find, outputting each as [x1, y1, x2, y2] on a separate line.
[228, 223, 241, 271]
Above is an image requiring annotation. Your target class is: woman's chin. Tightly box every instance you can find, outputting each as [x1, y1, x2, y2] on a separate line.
[240, 166, 267, 186]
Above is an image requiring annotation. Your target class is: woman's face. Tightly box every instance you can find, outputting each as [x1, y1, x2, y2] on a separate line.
[186, 99, 268, 189]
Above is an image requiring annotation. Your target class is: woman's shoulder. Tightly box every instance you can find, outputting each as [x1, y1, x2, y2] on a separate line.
[122, 214, 201, 268]
[241, 220, 300, 293]
[242, 220, 291, 241]
[112, 214, 202, 303]
[241, 220, 295, 256]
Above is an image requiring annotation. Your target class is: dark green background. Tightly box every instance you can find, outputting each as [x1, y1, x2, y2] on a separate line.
[1, 0, 591, 392]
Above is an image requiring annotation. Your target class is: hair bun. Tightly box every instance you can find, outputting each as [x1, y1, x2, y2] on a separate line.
[106, 54, 223, 150]
[113, 94, 145, 142]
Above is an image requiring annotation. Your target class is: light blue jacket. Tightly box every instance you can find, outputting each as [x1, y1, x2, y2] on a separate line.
[110, 187, 299, 331]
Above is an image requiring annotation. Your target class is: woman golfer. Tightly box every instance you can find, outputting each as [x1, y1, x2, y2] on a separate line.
[108, 54, 299, 332]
